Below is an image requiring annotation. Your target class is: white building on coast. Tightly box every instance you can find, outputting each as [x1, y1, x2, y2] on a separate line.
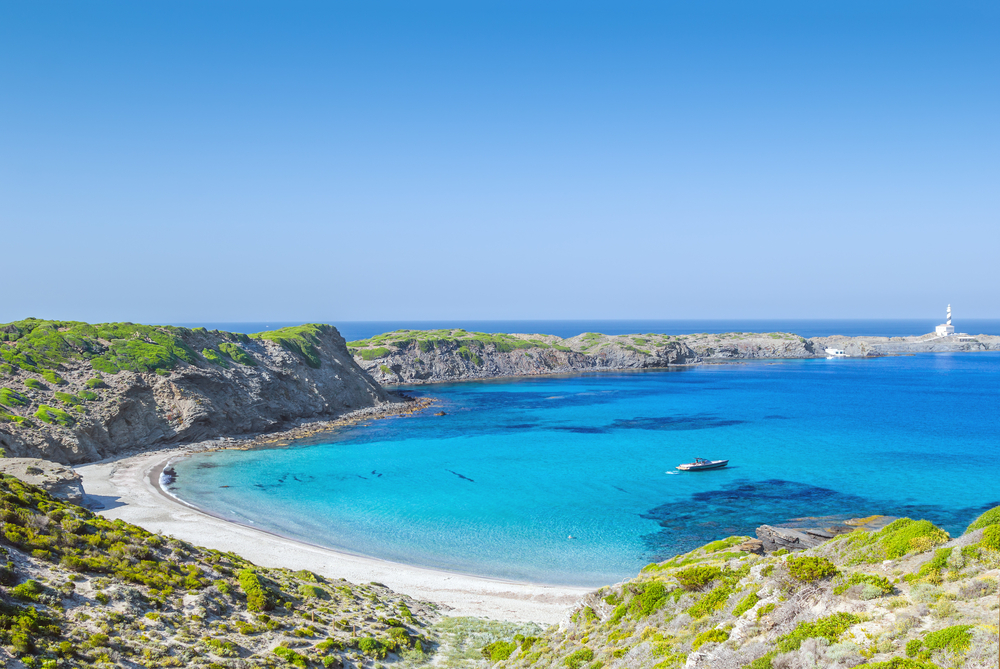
[935, 304, 955, 337]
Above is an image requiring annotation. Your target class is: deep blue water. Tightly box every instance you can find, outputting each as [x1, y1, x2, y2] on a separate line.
[172, 319, 1000, 341]
[170, 353, 1000, 586]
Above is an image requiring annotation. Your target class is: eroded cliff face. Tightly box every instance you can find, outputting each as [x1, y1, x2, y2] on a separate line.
[0, 324, 395, 464]
[351, 328, 1000, 385]
[348, 330, 817, 385]
[348, 331, 700, 385]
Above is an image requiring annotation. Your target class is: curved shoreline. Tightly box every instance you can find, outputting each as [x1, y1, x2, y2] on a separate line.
[76, 446, 590, 624]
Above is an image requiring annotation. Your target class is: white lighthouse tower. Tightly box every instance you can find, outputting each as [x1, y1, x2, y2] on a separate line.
[935, 305, 955, 337]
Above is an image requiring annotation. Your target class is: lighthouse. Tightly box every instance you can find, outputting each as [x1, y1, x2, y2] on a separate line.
[935, 305, 955, 337]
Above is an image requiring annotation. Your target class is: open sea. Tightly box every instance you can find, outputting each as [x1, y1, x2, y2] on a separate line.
[169, 351, 1000, 587]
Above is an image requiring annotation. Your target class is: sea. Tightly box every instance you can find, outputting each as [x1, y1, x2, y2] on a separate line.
[167, 326, 1000, 586]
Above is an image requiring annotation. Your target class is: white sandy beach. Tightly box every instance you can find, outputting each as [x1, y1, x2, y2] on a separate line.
[75, 446, 590, 625]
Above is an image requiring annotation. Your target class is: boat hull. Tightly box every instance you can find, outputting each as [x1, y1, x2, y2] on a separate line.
[676, 460, 729, 471]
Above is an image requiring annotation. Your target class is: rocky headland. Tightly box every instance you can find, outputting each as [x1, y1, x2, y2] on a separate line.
[0, 320, 401, 464]
[348, 329, 1000, 385]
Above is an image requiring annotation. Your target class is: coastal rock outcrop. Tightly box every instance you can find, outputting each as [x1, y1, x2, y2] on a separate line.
[0, 320, 397, 464]
[348, 330, 704, 384]
[350, 328, 1000, 384]
[0, 457, 85, 502]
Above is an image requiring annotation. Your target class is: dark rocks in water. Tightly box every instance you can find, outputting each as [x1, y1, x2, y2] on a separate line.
[160, 466, 177, 487]
[434, 411, 447, 416]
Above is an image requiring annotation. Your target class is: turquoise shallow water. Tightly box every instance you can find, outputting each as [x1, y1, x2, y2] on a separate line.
[170, 353, 1000, 587]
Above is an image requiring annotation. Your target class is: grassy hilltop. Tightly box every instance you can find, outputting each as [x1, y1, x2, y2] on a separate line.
[0, 319, 391, 463]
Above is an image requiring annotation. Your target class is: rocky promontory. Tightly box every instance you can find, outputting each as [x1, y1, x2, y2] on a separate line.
[0, 320, 399, 464]
[348, 329, 1000, 385]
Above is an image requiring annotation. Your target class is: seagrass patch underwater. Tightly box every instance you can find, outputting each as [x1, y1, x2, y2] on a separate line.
[170, 353, 1000, 586]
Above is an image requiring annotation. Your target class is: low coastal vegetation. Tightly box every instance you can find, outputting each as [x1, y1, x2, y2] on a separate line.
[490, 509, 1000, 669]
[0, 473, 438, 668]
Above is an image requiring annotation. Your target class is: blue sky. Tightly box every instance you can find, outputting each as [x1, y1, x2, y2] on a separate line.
[2, 1, 997, 322]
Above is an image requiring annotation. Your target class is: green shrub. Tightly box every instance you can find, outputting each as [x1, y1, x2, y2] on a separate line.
[923, 624, 973, 653]
[746, 651, 777, 669]
[298, 583, 325, 599]
[840, 518, 949, 562]
[907, 547, 954, 583]
[687, 584, 732, 618]
[834, 572, 894, 596]
[11, 579, 43, 601]
[252, 324, 329, 368]
[53, 391, 80, 406]
[85, 377, 106, 389]
[41, 370, 65, 385]
[628, 581, 668, 618]
[202, 348, 229, 367]
[77, 390, 99, 401]
[786, 556, 838, 582]
[980, 524, 1000, 551]
[676, 565, 722, 590]
[482, 640, 517, 661]
[273, 646, 308, 667]
[33, 404, 74, 426]
[25, 379, 46, 390]
[238, 570, 273, 611]
[563, 648, 594, 668]
[965, 505, 1000, 533]
[692, 627, 729, 650]
[218, 342, 256, 366]
[0, 388, 28, 407]
[359, 347, 392, 361]
[776, 612, 863, 652]
[357, 636, 386, 658]
[732, 591, 760, 617]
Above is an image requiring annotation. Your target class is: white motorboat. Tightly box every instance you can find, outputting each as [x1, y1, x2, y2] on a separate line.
[676, 458, 729, 471]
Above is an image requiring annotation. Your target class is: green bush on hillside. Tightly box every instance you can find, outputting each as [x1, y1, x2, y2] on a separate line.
[252, 324, 328, 368]
[838, 518, 949, 562]
[238, 569, 273, 612]
[676, 565, 722, 590]
[0, 388, 28, 407]
[201, 348, 229, 367]
[53, 392, 80, 406]
[33, 404, 74, 427]
[25, 379, 47, 391]
[218, 342, 256, 366]
[965, 505, 1000, 534]
[482, 640, 517, 662]
[776, 612, 863, 652]
[40, 370, 65, 386]
[692, 627, 730, 650]
[786, 556, 838, 582]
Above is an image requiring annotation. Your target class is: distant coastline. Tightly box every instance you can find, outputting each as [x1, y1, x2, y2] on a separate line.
[174, 318, 1000, 340]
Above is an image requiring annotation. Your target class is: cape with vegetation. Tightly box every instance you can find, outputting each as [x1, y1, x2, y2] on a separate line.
[0, 319, 395, 464]
[488, 513, 1000, 669]
[348, 329, 1000, 385]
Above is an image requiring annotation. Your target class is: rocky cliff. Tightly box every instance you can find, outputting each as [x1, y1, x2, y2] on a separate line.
[347, 330, 817, 385]
[349, 329, 1000, 385]
[0, 320, 397, 464]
